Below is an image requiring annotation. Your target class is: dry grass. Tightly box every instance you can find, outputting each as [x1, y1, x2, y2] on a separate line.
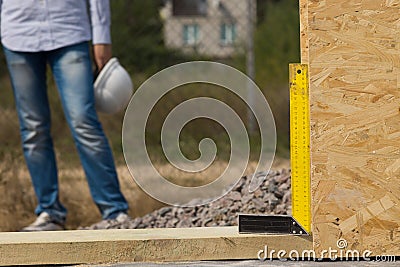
[0, 109, 20, 149]
[0, 77, 291, 231]
[0, 105, 289, 231]
[0, 156, 289, 231]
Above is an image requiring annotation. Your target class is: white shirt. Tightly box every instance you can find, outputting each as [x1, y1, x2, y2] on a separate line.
[0, 0, 111, 52]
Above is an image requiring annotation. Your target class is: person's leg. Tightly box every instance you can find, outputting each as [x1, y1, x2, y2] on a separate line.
[3, 47, 66, 225]
[47, 42, 128, 219]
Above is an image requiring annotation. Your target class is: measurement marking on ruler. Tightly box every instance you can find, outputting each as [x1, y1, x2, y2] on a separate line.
[289, 64, 311, 234]
[238, 64, 311, 235]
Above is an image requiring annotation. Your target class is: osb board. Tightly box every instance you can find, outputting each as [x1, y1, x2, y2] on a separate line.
[299, 0, 309, 63]
[301, 0, 400, 255]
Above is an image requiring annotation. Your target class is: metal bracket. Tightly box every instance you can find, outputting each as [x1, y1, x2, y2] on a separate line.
[238, 214, 309, 235]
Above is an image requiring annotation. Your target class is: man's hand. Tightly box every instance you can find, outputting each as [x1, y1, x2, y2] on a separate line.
[93, 44, 112, 71]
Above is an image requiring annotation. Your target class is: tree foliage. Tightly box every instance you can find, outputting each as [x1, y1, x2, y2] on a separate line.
[254, 0, 300, 154]
[110, 0, 189, 75]
[255, 0, 300, 86]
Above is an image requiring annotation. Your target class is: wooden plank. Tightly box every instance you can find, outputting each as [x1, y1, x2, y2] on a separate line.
[0, 227, 312, 265]
[301, 0, 400, 255]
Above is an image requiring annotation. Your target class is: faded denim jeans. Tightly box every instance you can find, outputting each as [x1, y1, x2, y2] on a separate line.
[3, 42, 128, 223]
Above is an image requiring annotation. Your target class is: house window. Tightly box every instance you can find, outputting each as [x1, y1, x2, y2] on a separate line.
[183, 24, 200, 45]
[220, 23, 236, 45]
[173, 0, 207, 16]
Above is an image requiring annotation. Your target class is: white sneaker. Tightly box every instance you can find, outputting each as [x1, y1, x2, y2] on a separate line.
[21, 212, 65, 232]
[79, 212, 131, 230]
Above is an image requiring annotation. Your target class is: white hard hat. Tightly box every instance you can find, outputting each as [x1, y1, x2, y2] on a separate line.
[94, 58, 133, 114]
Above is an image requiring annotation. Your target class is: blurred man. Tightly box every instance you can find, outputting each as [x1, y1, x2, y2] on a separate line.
[0, 0, 130, 231]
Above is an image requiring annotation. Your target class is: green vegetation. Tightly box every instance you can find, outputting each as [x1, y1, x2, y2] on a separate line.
[111, 0, 189, 75]
[0, 0, 300, 165]
[255, 0, 300, 156]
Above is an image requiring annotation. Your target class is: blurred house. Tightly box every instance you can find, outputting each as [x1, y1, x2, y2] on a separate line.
[160, 0, 256, 58]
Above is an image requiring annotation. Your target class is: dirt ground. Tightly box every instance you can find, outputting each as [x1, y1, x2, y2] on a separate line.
[0, 157, 289, 231]
[0, 163, 162, 231]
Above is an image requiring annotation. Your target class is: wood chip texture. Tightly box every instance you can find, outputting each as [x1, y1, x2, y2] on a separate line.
[302, 0, 400, 255]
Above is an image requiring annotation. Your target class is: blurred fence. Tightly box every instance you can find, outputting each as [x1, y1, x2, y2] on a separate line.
[159, 0, 258, 131]
[160, 0, 256, 60]
[110, 0, 257, 78]
[111, 0, 259, 146]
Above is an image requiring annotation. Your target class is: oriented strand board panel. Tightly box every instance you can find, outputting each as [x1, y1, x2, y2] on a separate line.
[0, 227, 312, 265]
[302, 0, 400, 254]
[299, 0, 309, 64]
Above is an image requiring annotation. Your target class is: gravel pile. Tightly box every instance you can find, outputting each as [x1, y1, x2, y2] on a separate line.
[92, 168, 291, 229]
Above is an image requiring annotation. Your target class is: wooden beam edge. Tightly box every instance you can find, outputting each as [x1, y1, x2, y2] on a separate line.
[0, 227, 312, 265]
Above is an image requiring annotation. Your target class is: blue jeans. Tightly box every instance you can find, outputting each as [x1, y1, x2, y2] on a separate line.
[3, 42, 128, 223]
